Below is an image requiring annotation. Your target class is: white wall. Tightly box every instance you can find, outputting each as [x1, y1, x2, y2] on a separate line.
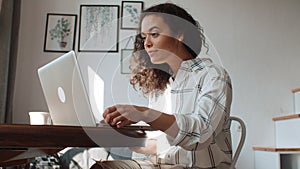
[13, 0, 148, 124]
[13, 0, 300, 169]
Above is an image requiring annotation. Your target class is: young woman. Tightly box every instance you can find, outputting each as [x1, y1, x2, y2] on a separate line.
[92, 3, 233, 169]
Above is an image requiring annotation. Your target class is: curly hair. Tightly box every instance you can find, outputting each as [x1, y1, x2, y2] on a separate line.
[130, 3, 208, 95]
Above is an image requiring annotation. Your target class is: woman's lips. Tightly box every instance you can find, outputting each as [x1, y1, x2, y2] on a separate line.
[147, 50, 158, 57]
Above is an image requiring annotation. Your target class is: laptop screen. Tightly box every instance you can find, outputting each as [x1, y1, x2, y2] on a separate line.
[38, 50, 97, 126]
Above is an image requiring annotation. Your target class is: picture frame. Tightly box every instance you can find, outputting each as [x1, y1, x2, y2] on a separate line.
[44, 13, 77, 52]
[121, 1, 144, 29]
[120, 49, 133, 74]
[79, 5, 119, 52]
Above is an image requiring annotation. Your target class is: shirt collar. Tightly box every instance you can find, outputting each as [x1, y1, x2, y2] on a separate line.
[180, 57, 213, 72]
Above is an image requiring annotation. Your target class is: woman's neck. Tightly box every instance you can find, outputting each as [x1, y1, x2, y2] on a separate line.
[168, 48, 194, 77]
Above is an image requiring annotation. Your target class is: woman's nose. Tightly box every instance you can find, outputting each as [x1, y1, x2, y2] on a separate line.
[144, 36, 152, 48]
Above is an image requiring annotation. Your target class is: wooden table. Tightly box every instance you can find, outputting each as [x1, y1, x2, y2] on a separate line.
[0, 124, 147, 167]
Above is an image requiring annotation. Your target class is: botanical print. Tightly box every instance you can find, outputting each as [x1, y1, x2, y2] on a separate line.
[124, 4, 139, 25]
[44, 14, 77, 52]
[49, 18, 71, 48]
[79, 5, 119, 52]
[121, 1, 143, 29]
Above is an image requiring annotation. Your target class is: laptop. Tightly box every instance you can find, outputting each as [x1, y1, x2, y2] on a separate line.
[38, 50, 155, 130]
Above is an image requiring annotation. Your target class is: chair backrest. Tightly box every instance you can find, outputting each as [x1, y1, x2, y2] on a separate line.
[229, 116, 246, 169]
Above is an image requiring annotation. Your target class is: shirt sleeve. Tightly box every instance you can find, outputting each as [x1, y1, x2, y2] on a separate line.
[167, 68, 232, 151]
[148, 87, 173, 155]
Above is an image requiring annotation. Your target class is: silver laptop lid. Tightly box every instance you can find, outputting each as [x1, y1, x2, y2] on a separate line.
[38, 50, 96, 126]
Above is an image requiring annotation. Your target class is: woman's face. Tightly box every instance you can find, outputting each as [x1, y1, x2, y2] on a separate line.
[141, 15, 181, 65]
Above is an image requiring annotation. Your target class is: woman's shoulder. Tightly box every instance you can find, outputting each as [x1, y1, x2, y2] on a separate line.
[187, 57, 229, 75]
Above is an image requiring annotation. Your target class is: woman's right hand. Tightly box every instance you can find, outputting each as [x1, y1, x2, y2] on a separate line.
[103, 104, 161, 128]
[103, 104, 178, 138]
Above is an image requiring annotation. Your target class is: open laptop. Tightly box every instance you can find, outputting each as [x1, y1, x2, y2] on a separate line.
[38, 50, 155, 130]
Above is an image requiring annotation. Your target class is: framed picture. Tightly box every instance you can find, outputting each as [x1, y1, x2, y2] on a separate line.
[121, 1, 144, 29]
[79, 5, 119, 52]
[44, 13, 77, 52]
[121, 49, 133, 74]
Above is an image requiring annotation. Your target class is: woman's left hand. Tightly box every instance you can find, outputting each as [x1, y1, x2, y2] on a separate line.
[103, 105, 156, 128]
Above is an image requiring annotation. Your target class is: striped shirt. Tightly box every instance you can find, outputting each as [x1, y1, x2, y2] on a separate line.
[153, 57, 233, 168]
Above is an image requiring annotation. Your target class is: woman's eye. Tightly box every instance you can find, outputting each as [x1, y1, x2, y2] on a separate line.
[151, 33, 159, 37]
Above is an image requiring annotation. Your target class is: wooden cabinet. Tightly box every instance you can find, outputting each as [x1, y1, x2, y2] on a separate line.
[253, 147, 300, 169]
[253, 88, 300, 169]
